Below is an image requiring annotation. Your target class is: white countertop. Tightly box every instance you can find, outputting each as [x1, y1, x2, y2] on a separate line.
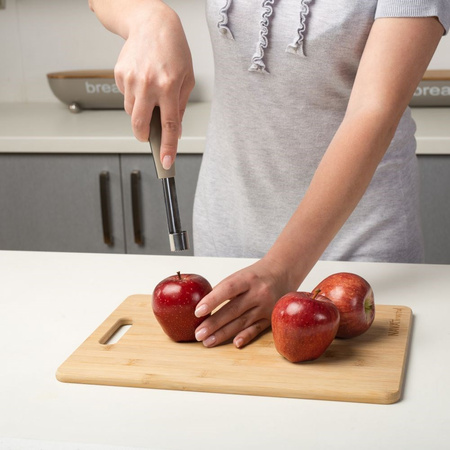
[0, 102, 209, 154]
[411, 107, 450, 154]
[0, 102, 449, 155]
[1, 250, 449, 449]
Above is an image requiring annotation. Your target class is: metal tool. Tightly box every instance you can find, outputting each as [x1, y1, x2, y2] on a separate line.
[149, 107, 189, 252]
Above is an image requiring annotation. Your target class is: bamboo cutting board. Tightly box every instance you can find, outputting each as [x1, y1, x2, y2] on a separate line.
[56, 295, 412, 404]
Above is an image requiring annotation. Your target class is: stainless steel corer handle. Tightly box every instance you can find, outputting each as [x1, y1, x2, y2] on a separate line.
[149, 107, 189, 252]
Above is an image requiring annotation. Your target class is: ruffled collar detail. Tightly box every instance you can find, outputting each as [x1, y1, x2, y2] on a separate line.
[218, 0, 234, 39]
[286, 0, 312, 56]
[217, 0, 313, 73]
[249, 0, 276, 73]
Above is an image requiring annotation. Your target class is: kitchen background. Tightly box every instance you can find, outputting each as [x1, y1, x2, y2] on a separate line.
[1, 0, 450, 103]
[1, 0, 450, 263]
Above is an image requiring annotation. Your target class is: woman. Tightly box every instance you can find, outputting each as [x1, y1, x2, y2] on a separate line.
[89, 0, 449, 349]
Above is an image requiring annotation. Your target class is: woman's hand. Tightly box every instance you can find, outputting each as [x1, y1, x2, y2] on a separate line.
[90, 0, 195, 169]
[194, 258, 298, 349]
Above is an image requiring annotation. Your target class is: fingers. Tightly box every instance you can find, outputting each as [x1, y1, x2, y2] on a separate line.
[115, 64, 152, 142]
[195, 271, 251, 318]
[193, 275, 255, 348]
[195, 294, 251, 343]
[194, 274, 274, 348]
[158, 100, 182, 170]
[196, 301, 271, 349]
[233, 319, 271, 348]
[130, 96, 154, 143]
[117, 68, 181, 148]
[118, 70, 190, 170]
[179, 73, 194, 124]
[156, 72, 194, 169]
[193, 261, 289, 350]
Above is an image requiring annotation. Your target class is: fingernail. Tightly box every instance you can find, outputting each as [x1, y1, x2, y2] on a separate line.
[162, 155, 172, 170]
[203, 335, 216, 347]
[195, 328, 207, 341]
[195, 304, 208, 317]
[235, 338, 244, 348]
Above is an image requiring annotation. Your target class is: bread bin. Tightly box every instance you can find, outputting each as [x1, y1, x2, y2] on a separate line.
[47, 70, 124, 113]
[410, 70, 450, 107]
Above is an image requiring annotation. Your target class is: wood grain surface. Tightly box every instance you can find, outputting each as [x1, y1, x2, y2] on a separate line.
[422, 69, 450, 80]
[56, 295, 413, 404]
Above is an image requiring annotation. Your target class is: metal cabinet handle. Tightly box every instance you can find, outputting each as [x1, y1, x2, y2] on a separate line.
[99, 171, 113, 246]
[131, 170, 144, 245]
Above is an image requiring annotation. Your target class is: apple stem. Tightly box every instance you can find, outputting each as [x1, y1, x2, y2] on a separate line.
[312, 289, 321, 299]
[176, 271, 182, 280]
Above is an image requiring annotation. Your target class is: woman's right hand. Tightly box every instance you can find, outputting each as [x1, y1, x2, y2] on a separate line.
[91, 0, 195, 169]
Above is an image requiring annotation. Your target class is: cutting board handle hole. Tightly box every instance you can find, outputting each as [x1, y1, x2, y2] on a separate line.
[100, 319, 133, 345]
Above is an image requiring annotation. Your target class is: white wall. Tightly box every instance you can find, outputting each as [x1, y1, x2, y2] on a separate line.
[428, 32, 450, 70]
[1, 0, 449, 104]
[0, 0, 213, 103]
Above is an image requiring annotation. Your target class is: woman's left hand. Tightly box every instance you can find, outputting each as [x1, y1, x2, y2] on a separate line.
[194, 258, 297, 348]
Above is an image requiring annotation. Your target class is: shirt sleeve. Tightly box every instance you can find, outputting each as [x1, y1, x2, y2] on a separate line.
[375, 0, 450, 35]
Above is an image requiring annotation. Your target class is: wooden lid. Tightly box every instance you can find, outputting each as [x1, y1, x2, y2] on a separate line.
[422, 70, 450, 81]
[47, 70, 114, 79]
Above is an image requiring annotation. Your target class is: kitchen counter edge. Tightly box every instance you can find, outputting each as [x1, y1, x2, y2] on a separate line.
[0, 102, 449, 155]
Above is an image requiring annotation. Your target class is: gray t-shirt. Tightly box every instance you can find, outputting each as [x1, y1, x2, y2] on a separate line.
[193, 0, 449, 263]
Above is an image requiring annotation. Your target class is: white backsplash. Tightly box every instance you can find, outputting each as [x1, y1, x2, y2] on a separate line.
[1, 0, 449, 104]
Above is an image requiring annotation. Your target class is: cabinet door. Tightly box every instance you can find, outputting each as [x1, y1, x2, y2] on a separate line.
[121, 154, 202, 255]
[418, 155, 450, 264]
[0, 154, 125, 253]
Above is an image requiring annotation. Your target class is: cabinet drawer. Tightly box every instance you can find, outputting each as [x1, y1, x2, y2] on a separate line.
[418, 155, 450, 264]
[0, 154, 125, 253]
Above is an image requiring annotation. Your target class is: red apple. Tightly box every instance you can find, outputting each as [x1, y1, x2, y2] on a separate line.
[271, 291, 340, 363]
[314, 272, 375, 339]
[152, 272, 212, 342]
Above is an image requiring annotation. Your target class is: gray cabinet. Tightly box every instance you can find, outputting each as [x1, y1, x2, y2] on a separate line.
[0, 153, 201, 255]
[2, 152, 447, 262]
[418, 155, 450, 264]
